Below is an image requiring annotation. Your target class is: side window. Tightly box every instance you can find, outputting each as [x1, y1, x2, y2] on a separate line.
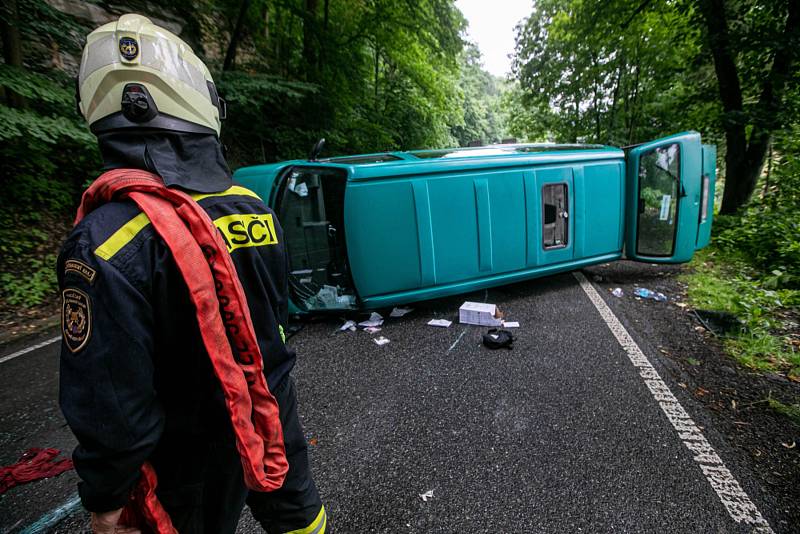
[636, 143, 680, 256]
[542, 183, 568, 249]
[700, 174, 710, 223]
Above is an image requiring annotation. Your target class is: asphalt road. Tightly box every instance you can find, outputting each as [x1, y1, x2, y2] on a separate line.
[0, 268, 780, 533]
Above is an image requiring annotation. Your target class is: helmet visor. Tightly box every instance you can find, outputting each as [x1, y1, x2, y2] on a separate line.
[80, 34, 211, 102]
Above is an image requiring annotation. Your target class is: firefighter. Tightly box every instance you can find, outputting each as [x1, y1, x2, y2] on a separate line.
[60, 14, 325, 533]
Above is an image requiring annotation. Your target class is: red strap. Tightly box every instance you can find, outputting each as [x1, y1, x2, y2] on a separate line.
[76, 169, 288, 532]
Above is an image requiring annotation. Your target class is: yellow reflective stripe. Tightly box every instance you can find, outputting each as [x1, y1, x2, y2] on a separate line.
[94, 212, 151, 260]
[284, 506, 326, 534]
[279, 325, 286, 343]
[191, 185, 261, 202]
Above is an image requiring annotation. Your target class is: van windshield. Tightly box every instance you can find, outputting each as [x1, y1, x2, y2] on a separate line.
[277, 167, 357, 311]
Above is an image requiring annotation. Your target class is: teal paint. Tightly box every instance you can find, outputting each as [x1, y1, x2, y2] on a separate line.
[523, 171, 540, 267]
[412, 181, 436, 286]
[696, 144, 717, 250]
[234, 135, 714, 312]
[474, 178, 493, 272]
[625, 131, 705, 263]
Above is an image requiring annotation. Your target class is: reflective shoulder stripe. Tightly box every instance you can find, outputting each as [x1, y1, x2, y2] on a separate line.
[283, 506, 326, 534]
[191, 185, 262, 202]
[279, 325, 286, 343]
[95, 212, 152, 261]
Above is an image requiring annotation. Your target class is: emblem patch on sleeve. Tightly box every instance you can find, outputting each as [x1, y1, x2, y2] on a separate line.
[64, 259, 96, 283]
[62, 288, 91, 353]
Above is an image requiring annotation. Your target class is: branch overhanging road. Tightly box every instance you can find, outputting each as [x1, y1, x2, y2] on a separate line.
[0, 271, 777, 533]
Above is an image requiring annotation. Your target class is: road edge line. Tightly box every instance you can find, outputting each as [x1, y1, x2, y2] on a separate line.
[18, 494, 81, 534]
[0, 336, 61, 365]
[573, 271, 773, 533]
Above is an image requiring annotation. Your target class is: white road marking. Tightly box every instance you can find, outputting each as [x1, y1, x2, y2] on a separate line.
[0, 336, 61, 364]
[573, 271, 774, 533]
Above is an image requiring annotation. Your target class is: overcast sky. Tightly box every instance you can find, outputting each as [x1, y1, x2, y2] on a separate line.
[455, 0, 533, 78]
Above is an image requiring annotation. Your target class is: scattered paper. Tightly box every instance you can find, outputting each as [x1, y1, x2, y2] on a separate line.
[502, 321, 520, 328]
[359, 312, 384, 328]
[295, 182, 309, 197]
[428, 319, 452, 328]
[373, 336, 390, 346]
[364, 326, 382, 334]
[459, 301, 502, 326]
[611, 287, 623, 297]
[659, 194, 672, 221]
[419, 490, 434, 502]
[339, 320, 356, 332]
[390, 307, 413, 318]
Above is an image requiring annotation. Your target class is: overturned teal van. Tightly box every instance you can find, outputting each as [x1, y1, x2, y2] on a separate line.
[233, 131, 716, 312]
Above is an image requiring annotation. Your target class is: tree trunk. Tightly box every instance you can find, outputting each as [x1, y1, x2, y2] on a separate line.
[303, 0, 319, 80]
[1, 0, 26, 108]
[223, 0, 251, 71]
[699, 0, 798, 214]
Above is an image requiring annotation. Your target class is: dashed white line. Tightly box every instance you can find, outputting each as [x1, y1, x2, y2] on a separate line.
[0, 336, 61, 364]
[573, 271, 774, 534]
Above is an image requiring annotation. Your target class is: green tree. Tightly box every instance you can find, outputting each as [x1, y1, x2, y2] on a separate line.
[697, 0, 799, 214]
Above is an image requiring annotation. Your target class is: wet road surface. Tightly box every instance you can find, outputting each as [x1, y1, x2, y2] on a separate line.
[0, 269, 780, 532]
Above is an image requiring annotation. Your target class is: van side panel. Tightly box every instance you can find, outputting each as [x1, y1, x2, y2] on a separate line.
[581, 162, 625, 258]
[428, 175, 480, 284]
[345, 181, 422, 296]
[487, 171, 527, 274]
[345, 159, 626, 302]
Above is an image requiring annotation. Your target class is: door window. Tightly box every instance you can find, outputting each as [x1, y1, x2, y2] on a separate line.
[542, 183, 568, 249]
[636, 143, 680, 256]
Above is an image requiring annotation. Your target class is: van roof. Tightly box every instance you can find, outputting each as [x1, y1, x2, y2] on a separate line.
[320, 143, 614, 165]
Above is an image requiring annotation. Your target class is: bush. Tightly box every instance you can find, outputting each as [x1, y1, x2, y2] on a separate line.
[713, 127, 800, 287]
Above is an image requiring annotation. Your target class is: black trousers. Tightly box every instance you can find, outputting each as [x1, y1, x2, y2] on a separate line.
[153, 376, 324, 533]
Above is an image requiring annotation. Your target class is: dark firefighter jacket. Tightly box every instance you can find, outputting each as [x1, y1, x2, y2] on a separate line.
[57, 183, 294, 513]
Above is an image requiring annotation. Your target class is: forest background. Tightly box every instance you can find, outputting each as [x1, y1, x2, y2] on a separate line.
[0, 0, 798, 380]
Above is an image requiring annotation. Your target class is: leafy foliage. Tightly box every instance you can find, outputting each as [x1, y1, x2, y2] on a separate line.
[714, 126, 800, 286]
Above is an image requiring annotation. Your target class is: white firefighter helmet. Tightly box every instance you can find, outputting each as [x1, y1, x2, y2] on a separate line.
[77, 14, 226, 136]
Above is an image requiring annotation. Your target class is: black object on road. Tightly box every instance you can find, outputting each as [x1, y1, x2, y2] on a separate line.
[482, 328, 514, 350]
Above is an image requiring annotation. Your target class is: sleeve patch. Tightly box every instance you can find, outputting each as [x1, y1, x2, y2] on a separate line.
[62, 288, 92, 353]
[64, 259, 97, 283]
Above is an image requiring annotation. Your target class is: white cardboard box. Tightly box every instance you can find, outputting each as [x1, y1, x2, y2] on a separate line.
[459, 301, 503, 326]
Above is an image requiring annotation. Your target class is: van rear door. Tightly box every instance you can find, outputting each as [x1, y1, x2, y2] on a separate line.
[624, 131, 711, 263]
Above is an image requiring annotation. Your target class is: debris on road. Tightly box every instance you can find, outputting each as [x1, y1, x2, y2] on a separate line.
[359, 312, 384, 328]
[611, 287, 624, 297]
[428, 319, 452, 328]
[373, 336, 390, 346]
[502, 321, 520, 328]
[339, 320, 357, 332]
[459, 301, 503, 326]
[389, 307, 413, 318]
[634, 287, 667, 302]
[364, 326, 382, 334]
[0, 448, 73, 494]
[482, 328, 514, 350]
[419, 490, 434, 502]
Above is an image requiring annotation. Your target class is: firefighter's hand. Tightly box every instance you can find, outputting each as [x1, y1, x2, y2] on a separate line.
[91, 508, 140, 533]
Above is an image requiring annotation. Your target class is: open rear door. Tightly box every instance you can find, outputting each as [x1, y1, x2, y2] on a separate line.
[625, 131, 705, 263]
